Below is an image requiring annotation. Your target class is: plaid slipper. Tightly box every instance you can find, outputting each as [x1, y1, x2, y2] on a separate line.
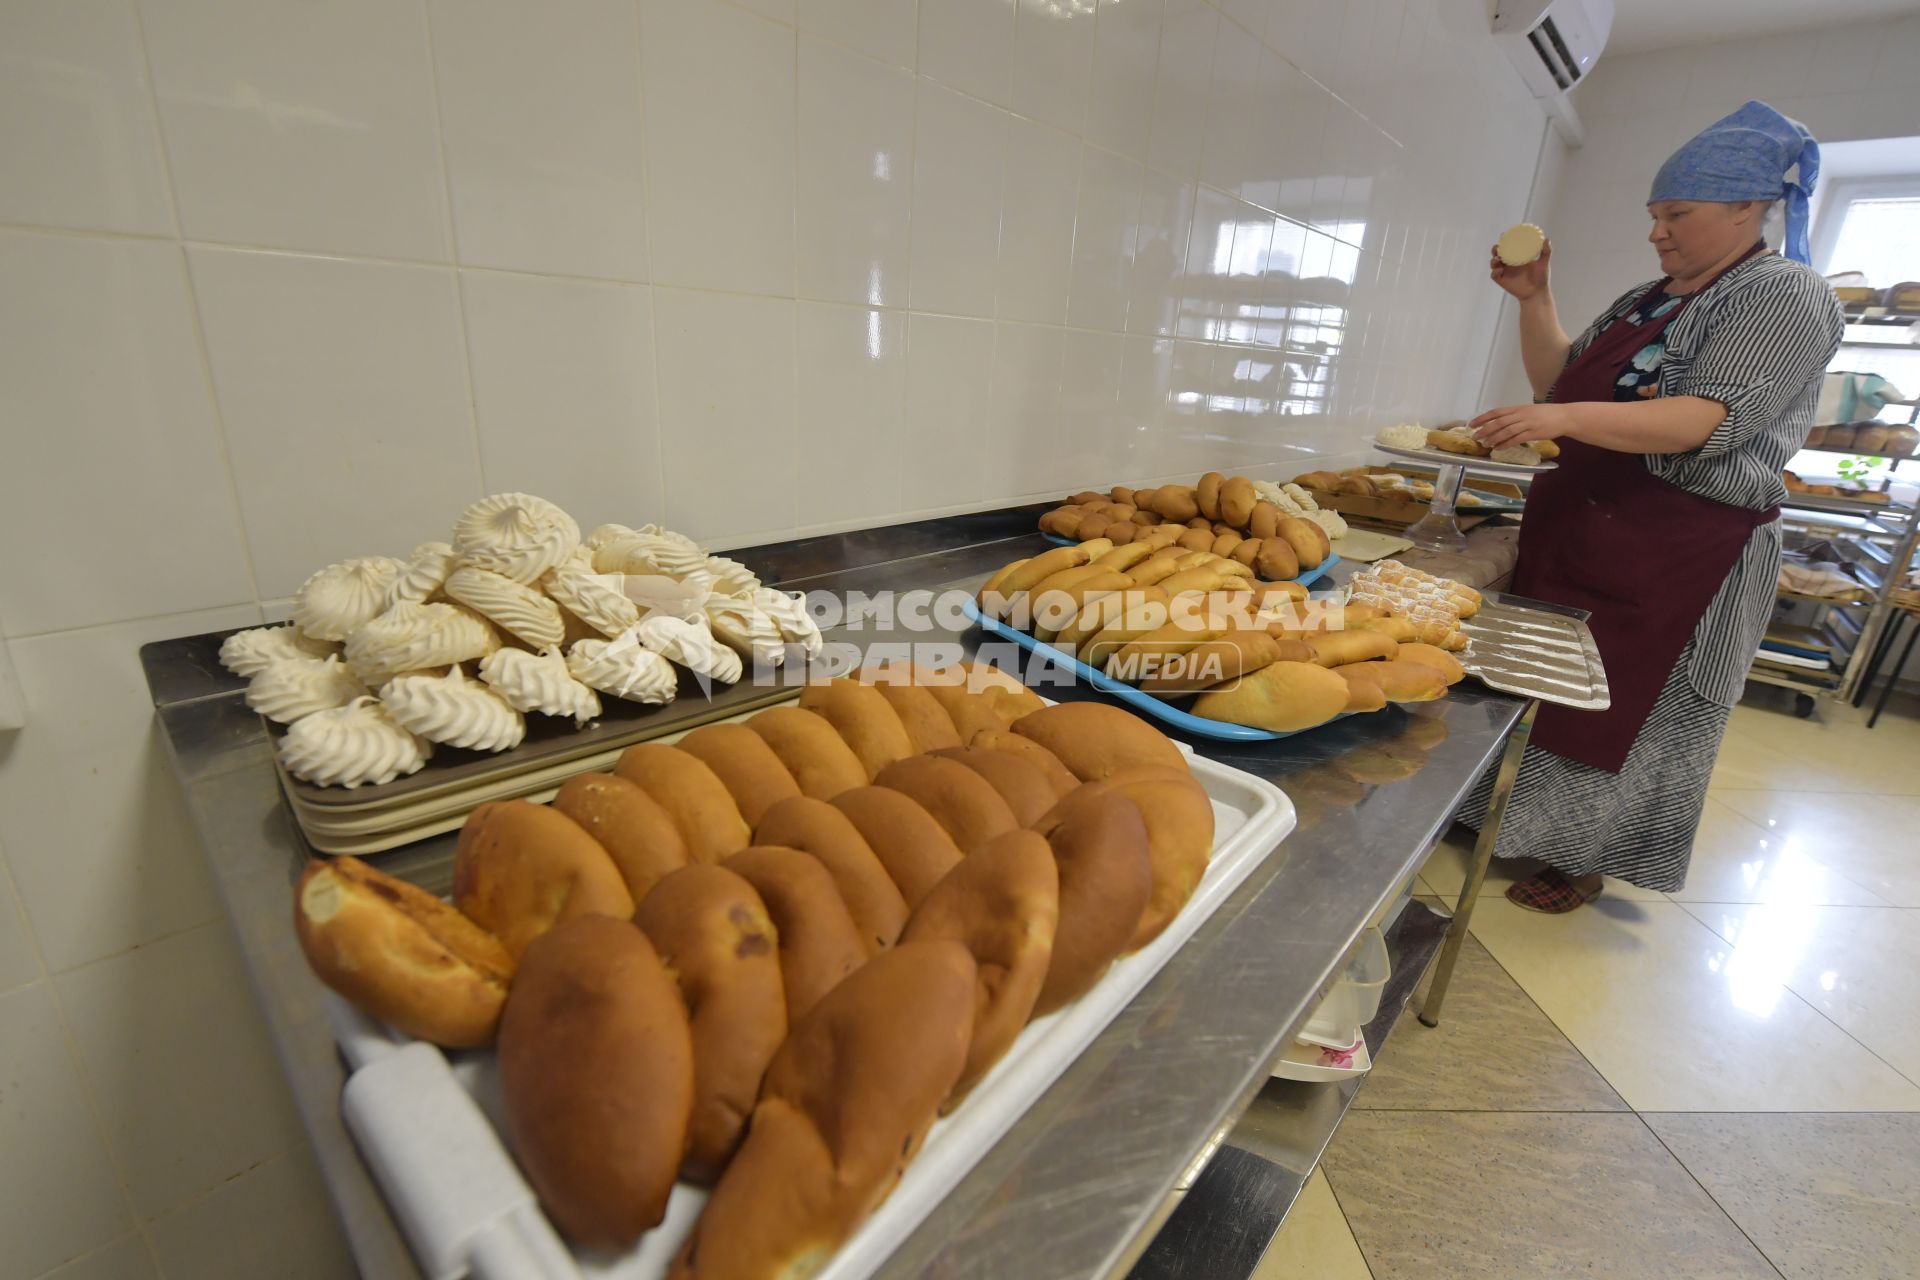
[1505, 867, 1603, 914]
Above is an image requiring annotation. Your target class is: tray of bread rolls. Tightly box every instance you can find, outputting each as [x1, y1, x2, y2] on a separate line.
[293, 677, 1295, 1280]
[1373, 423, 1559, 474]
[1042, 531, 1341, 586]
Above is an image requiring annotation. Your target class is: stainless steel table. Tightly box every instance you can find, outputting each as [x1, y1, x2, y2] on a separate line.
[143, 514, 1536, 1280]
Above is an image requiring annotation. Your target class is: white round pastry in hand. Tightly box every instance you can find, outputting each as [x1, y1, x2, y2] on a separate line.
[631, 614, 744, 684]
[219, 625, 337, 677]
[1496, 222, 1546, 267]
[293, 557, 406, 642]
[383, 541, 455, 610]
[246, 654, 368, 723]
[703, 555, 760, 599]
[344, 602, 501, 686]
[381, 667, 526, 752]
[752, 588, 824, 657]
[567, 635, 679, 704]
[478, 647, 601, 724]
[451, 493, 581, 584]
[278, 697, 430, 788]
[704, 598, 785, 667]
[442, 566, 565, 649]
[540, 550, 640, 638]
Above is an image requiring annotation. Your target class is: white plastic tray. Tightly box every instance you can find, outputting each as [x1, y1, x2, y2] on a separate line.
[325, 749, 1297, 1280]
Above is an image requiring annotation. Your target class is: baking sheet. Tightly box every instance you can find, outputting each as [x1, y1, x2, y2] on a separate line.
[1373, 441, 1557, 476]
[1458, 598, 1610, 710]
[325, 751, 1297, 1280]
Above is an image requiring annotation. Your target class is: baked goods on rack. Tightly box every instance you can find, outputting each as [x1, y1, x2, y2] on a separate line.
[220, 494, 809, 787]
[1035, 470, 1348, 562]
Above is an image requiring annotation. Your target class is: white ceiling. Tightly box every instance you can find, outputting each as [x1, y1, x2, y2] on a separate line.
[1605, 0, 1920, 54]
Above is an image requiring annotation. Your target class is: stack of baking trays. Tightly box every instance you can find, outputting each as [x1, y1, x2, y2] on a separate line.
[275, 674, 797, 855]
[1455, 593, 1609, 710]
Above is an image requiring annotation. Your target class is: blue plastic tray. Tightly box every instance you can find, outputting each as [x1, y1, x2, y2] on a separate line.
[961, 598, 1311, 742]
[1040, 533, 1339, 587]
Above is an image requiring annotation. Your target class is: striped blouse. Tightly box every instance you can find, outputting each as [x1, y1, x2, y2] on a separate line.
[1552, 252, 1844, 706]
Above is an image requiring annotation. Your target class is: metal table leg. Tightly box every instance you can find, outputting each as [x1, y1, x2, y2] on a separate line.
[1418, 698, 1537, 1027]
[1868, 612, 1917, 729]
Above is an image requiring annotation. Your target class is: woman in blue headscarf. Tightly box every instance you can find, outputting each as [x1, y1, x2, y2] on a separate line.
[1461, 101, 1844, 913]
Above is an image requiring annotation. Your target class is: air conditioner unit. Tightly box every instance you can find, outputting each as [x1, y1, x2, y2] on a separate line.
[1493, 0, 1614, 146]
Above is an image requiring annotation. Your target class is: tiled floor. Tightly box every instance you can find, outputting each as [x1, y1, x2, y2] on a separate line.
[1270, 689, 1920, 1279]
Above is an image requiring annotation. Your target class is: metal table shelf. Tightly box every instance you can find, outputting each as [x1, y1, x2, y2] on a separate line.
[143, 512, 1536, 1280]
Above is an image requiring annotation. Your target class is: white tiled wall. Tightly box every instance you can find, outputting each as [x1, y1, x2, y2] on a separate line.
[1538, 15, 1920, 354]
[0, 0, 1550, 1273]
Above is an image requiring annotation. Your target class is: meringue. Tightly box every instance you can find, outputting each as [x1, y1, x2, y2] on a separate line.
[383, 541, 456, 610]
[219, 625, 337, 678]
[540, 552, 640, 638]
[293, 557, 406, 642]
[753, 588, 824, 657]
[567, 636, 680, 705]
[381, 667, 526, 752]
[703, 555, 760, 599]
[442, 566, 565, 649]
[583, 523, 637, 556]
[452, 493, 580, 584]
[246, 655, 368, 724]
[620, 570, 715, 620]
[278, 697, 431, 788]
[631, 614, 744, 684]
[705, 597, 785, 667]
[595, 529, 708, 580]
[478, 647, 601, 725]
[344, 601, 500, 686]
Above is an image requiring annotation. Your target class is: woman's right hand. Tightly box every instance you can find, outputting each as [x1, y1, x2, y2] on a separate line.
[1489, 238, 1551, 301]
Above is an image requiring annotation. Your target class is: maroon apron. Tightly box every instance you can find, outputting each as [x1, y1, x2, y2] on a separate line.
[1512, 246, 1774, 772]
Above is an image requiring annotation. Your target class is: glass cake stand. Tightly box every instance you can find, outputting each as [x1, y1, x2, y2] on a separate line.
[1372, 443, 1554, 551]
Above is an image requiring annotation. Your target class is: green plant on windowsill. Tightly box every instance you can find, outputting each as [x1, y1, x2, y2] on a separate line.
[1835, 453, 1889, 486]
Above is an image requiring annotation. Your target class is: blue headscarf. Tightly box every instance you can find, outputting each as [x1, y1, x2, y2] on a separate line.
[1648, 100, 1820, 264]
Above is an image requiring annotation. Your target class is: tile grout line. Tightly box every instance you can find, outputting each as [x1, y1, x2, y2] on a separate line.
[1310, 1164, 1379, 1280]
[1633, 1112, 1790, 1280]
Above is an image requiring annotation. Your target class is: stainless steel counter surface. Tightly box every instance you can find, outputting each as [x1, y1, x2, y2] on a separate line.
[144, 517, 1527, 1280]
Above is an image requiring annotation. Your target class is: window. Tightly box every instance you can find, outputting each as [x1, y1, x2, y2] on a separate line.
[1824, 196, 1920, 286]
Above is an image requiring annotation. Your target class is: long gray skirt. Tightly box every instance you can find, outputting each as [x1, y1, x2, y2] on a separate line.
[1457, 640, 1729, 893]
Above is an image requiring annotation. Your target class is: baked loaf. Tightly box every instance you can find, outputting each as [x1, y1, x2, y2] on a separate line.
[828, 786, 965, 908]
[931, 746, 1065, 826]
[754, 796, 910, 953]
[746, 706, 869, 800]
[293, 856, 513, 1047]
[668, 940, 975, 1280]
[862, 679, 962, 754]
[675, 722, 803, 827]
[965, 728, 1081, 798]
[1029, 788, 1152, 1014]
[899, 829, 1059, 1102]
[452, 800, 634, 961]
[499, 915, 692, 1248]
[550, 773, 690, 903]
[1062, 766, 1213, 949]
[798, 678, 916, 779]
[1192, 661, 1350, 732]
[613, 744, 753, 863]
[723, 845, 867, 1022]
[1010, 702, 1188, 781]
[874, 754, 1020, 853]
[633, 865, 786, 1183]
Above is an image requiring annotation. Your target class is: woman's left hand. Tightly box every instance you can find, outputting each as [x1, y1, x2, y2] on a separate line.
[1471, 402, 1579, 448]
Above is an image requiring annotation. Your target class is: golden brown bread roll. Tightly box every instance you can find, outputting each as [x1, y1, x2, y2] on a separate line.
[1036, 508, 1082, 538]
[754, 795, 909, 953]
[1335, 659, 1449, 703]
[1191, 660, 1350, 732]
[1025, 563, 1107, 600]
[1104, 520, 1139, 545]
[1248, 500, 1282, 540]
[1092, 542, 1159, 573]
[1210, 531, 1244, 558]
[1176, 526, 1215, 552]
[668, 941, 976, 1280]
[798, 678, 916, 780]
[1148, 484, 1201, 522]
[1111, 484, 1137, 504]
[828, 786, 965, 907]
[1396, 642, 1466, 684]
[1133, 629, 1285, 694]
[1080, 596, 1182, 669]
[965, 728, 1080, 800]
[1305, 629, 1400, 667]
[1230, 536, 1264, 567]
[1276, 515, 1329, 570]
[1255, 537, 1300, 582]
[931, 746, 1061, 826]
[1000, 545, 1093, 597]
[1360, 616, 1417, 643]
[977, 557, 1029, 618]
[1137, 525, 1181, 549]
[500, 915, 692, 1248]
[294, 856, 513, 1048]
[1196, 471, 1225, 521]
[1159, 565, 1242, 597]
[865, 679, 962, 754]
[900, 828, 1059, 1102]
[1009, 701, 1188, 780]
[1106, 620, 1224, 682]
[551, 773, 690, 903]
[1125, 550, 1186, 588]
[1030, 570, 1135, 642]
[633, 865, 785, 1183]
[1069, 489, 1105, 506]
[1528, 439, 1561, 459]
[1334, 666, 1388, 712]
[874, 754, 1020, 853]
[673, 723, 802, 828]
[614, 743, 753, 864]
[1062, 766, 1213, 949]
[1220, 475, 1257, 528]
[1335, 475, 1374, 496]
[1055, 585, 1169, 653]
[746, 705, 869, 800]
[1131, 486, 1160, 510]
[1426, 429, 1489, 456]
[922, 682, 1012, 742]
[453, 800, 635, 962]
[723, 845, 867, 1022]
[1029, 788, 1151, 1014]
